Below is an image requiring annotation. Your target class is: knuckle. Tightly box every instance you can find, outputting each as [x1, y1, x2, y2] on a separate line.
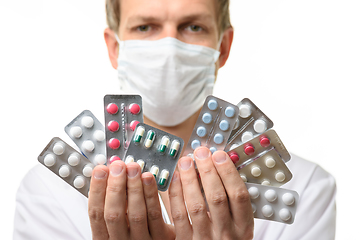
[209, 191, 228, 206]
[147, 209, 163, 221]
[201, 167, 213, 176]
[128, 212, 147, 224]
[171, 209, 186, 222]
[232, 189, 250, 204]
[88, 207, 104, 223]
[181, 177, 196, 186]
[188, 202, 206, 216]
[144, 188, 158, 200]
[127, 185, 143, 195]
[104, 211, 122, 224]
[106, 185, 122, 193]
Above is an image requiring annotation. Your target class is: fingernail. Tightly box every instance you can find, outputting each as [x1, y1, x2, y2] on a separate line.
[213, 151, 226, 163]
[195, 147, 210, 160]
[127, 166, 139, 178]
[179, 157, 192, 170]
[143, 175, 153, 185]
[94, 169, 107, 179]
[110, 163, 123, 176]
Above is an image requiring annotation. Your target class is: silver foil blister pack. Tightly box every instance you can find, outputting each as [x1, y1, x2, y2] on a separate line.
[225, 98, 273, 151]
[184, 95, 239, 157]
[38, 137, 94, 197]
[246, 182, 299, 224]
[104, 95, 143, 163]
[238, 148, 292, 187]
[227, 129, 291, 168]
[64, 110, 106, 165]
[125, 123, 184, 191]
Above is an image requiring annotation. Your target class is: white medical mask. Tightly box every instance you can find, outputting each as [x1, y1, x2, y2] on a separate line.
[116, 37, 220, 126]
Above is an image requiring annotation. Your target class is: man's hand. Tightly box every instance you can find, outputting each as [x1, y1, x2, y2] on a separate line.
[169, 147, 254, 240]
[88, 160, 175, 240]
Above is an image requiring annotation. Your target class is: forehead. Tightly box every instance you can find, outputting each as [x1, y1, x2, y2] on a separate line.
[119, 0, 217, 24]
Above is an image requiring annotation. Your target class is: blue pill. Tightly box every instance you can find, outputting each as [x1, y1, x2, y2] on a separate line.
[219, 120, 230, 131]
[209, 147, 217, 153]
[202, 113, 212, 124]
[225, 106, 236, 118]
[191, 140, 201, 150]
[213, 133, 224, 144]
[208, 99, 218, 110]
[196, 126, 207, 137]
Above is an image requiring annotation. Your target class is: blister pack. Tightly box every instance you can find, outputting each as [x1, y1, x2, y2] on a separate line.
[38, 137, 94, 197]
[64, 110, 106, 165]
[104, 95, 143, 163]
[246, 182, 299, 224]
[227, 129, 291, 167]
[125, 123, 184, 191]
[183, 95, 239, 157]
[225, 98, 273, 151]
[238, 148, 292, 187]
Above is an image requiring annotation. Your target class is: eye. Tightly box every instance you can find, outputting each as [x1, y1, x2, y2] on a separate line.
[137, 25, 150, 32]
[186, 25, 203, 32]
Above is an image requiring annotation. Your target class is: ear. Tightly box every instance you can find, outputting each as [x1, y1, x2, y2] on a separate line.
[218, 27, 234, 68]
[104, 28, 119, 69]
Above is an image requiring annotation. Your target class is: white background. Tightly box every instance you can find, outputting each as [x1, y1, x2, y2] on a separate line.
[1, 0, 359, 239]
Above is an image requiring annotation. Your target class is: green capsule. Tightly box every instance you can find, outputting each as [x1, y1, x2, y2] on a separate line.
[159, 170, 169, 186]
[150, 165, 159, 178]
[144, 130, 155, 148]
[133, 126, 145, 143]
[169, 140, 180, 157]
[158, 136, 170, 153]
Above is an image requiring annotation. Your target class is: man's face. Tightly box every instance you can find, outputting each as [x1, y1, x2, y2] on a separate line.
[118, 0, 220, 50]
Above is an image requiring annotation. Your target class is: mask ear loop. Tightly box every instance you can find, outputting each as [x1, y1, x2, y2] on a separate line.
[114, 34, 121, 43]
[217, 32, 224, 50]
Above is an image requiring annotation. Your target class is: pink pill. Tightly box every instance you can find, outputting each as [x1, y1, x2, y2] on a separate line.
[129, 120, 140, 131]
[259, 136, 271, 147]
[107, 103, 119, 115]
[110, 155, 121, 163]
[108, 138, 120, 150]
[244, 143, 255, 156]
[129, 103, 141, 115]
[228, 152, 240, 164]
[108, 120, 119, 132]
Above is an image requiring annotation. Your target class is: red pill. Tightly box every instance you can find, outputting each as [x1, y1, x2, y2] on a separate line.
[129, 120, 140, 131]
[110, 155, 121, 163]
[108, 120, 119, 132]
[259, 136, 270, 147]
[107, 103, 119, 115]
[129, 103, 141, 115]
[228, 152, 240, 164]
[244, 143, 255, 156]
[108, 138, 120, 150]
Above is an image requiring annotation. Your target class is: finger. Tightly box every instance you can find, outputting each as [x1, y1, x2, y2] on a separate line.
[178, 156, 211, 239]
[142, 172, 175, 240]
[88, 165, 110, 240]
[212, 151, 254, 228]
[126, 162, 150, 239]
[104, 161, 129, 239]
[169, 170, 193, 239]
[194, 147, 232, 231]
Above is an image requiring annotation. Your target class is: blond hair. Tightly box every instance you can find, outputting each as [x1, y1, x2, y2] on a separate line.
[105, 0, 232, 35]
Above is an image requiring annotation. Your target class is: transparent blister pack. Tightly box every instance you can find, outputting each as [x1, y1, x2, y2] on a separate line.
[183, 95, 239, 157]
[104, 95, 143, 163]
[227, 129, 291, 167]
[225, 98, 273, 151]
[125, 123, 184, 191]
[237, 148, 292, 187]
[246, 182, 299, 224]
[38, 137, 94, 197]
[64, 110, 106, 165]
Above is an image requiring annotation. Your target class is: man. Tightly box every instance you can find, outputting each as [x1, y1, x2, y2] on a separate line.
[14, 0, 336, 239]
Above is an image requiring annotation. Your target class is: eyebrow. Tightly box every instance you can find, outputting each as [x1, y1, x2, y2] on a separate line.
[126, 13, 215, 27]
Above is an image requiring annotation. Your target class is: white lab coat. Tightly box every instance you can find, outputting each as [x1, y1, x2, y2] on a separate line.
[13, 153, 336, 240]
